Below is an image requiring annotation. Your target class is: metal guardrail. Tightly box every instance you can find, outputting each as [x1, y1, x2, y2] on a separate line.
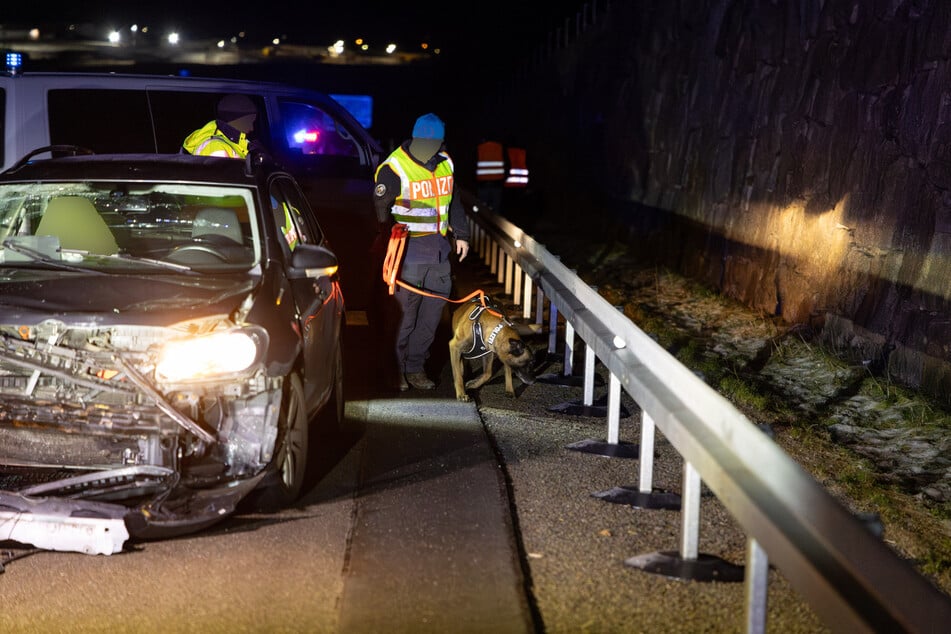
[464, 204, 951, 633]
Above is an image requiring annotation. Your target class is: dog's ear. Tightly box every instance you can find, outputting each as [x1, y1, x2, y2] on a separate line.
[509, 339, 525, 356]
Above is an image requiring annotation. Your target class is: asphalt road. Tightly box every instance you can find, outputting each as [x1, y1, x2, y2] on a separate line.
[1, 253, 828, 633]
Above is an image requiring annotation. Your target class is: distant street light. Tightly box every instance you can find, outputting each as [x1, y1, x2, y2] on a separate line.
[108, 30, 120, 44]
[167, 32, 180, 45]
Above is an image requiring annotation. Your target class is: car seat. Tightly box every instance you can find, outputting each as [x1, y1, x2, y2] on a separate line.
[35, 196, 119, 255]
[192, 207, 243, 244]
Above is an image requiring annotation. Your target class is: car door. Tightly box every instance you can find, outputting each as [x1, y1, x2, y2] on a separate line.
[270, 97, 380, 312]
[268, 176, 340, 410]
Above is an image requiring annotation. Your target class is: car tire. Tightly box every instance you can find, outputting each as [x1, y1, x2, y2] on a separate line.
[258, 371, 308, 509]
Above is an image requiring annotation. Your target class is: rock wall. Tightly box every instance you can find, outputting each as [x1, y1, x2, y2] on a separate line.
[498, 0, 951, 399]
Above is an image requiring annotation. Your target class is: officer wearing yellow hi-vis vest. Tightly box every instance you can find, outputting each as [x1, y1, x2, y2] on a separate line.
[374, 113, 470, 391]
[182, 94, 259, 159]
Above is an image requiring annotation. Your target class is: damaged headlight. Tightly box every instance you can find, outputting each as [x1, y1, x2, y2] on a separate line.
[155, 329, 264, 382]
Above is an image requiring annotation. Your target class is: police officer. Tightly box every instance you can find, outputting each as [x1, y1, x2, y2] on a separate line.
[182, 94, 259, 158]
[374, 113, 470, 391]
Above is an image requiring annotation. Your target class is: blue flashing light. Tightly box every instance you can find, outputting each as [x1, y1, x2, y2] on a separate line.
[330, 94, 373, 129]
[6, 52, 23, 75]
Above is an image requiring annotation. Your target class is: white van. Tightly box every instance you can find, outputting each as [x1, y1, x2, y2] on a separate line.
[0, 70, 384, 309]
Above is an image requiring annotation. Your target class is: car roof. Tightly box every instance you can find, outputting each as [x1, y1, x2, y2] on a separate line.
[0, 152, 284, 186]
[1, 71, 328, 99]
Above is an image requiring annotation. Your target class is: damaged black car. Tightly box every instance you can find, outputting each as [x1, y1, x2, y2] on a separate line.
[0, 149, 345, 555]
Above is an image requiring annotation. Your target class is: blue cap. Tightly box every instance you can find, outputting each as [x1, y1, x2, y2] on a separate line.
[412, 113, 445, 140]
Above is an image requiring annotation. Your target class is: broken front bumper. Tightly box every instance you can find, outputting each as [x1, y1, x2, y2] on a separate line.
[0, 465, 267, 555]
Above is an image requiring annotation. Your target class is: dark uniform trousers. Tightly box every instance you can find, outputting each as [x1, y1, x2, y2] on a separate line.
[395, 233, 452, 374]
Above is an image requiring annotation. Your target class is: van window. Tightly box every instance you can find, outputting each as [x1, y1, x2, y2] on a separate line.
[148, 90, 268, 154]
[278, 99, 361, 161]
[48, 89, 155, 154]
[47, 89, 270, 156]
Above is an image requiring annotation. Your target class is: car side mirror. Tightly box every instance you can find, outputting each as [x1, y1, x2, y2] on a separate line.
[289, 243, 339, 279]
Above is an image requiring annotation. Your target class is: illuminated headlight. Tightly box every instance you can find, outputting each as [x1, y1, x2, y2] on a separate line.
[155, 330, 262, 382]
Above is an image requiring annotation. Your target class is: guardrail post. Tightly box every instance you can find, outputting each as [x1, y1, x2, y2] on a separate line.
[606, 373, 621, 444]
[593, 410, 681, 509]
[584, 343, 595, 406]
[523, 275, 534, 320]
[624, 461, 744, 582]
[681, 461, 701, 559]
[504, 252, 514, 296]
[745, 537, 768, 634]
[564, 364, 636, 458]
[497, 245, 506, 284]
[513, 262, 522, 307]
[563, 321, 575, 376]
[535, 286, 544, 325]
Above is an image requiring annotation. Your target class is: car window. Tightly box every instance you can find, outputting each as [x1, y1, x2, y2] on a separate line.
[0, 182, 260, 272]
[48, 89, 155, 154]
[278, 99, 361, 161]
[269, 177, 322, 253]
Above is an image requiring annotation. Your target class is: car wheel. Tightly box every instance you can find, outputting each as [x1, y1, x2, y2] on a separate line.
[259, 371, 308, 508]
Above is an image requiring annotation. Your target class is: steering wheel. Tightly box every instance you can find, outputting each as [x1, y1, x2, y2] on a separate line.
[167, 243, 231, 263]
[166, 233, 245, 264]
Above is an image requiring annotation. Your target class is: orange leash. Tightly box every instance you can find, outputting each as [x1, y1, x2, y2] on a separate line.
[382, 223, 409, 295]
[382, 224, 503, 317]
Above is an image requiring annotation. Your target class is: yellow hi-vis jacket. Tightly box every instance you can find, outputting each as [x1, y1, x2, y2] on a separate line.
[182, 120, 249, 158]
[375, 146, 454, 237]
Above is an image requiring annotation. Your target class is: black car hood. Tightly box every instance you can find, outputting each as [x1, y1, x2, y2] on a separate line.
[0, 269, 258, 325]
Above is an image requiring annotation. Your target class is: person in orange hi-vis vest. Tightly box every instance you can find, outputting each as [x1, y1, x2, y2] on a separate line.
[476, 138, 505, 212]
[502, 142, 530, 224]
[504, 145, 529, 189]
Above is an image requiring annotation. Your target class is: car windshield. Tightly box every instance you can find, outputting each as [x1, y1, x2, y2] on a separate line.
[0, 182, 260, 272]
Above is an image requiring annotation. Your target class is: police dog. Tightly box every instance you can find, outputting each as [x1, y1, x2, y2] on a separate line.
[449, 298, 535, 402]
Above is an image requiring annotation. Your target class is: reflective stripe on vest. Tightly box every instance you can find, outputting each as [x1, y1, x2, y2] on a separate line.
[195, 137, 241, 158]
[376, 146, 453, 237]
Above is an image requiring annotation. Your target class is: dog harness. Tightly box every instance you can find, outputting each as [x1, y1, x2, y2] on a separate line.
[463, 300, 511, 360]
